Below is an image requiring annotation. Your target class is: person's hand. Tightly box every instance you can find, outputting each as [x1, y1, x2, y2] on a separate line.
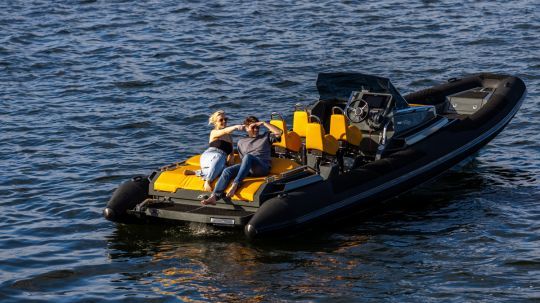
[246, 123, 256, 131]
[249, 122, 264, 129]
[236, 124, 245, 131]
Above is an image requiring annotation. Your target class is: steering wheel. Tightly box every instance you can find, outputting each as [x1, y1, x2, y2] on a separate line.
[346, 99, 370, 123]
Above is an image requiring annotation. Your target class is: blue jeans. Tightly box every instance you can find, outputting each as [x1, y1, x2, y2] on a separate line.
[199, 147, 227, 182]
[213, 154, 270, 197]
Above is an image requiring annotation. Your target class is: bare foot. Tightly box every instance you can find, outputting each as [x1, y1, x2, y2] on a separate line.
[203, 180, 213, 192]
[226, 182, 239, 198]
[201, 194, 217, 205]
[184, 169, 196, 175]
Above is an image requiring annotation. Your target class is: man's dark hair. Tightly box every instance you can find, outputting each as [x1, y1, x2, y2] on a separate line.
[243, 116, 259, 125]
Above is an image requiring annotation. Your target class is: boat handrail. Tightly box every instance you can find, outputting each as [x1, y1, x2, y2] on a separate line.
[294, 103, 306, 112]
[331, 106, 345, 115]
[309, 115, 322, 124]
[270, 112, 284, 121]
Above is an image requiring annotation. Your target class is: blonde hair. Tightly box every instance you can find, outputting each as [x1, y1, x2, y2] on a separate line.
[208, 110, 225, 126]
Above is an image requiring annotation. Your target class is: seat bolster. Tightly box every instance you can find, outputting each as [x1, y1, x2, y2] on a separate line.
[272, 139, 287, 150]
[346, 125, 362, 146]
[323, 134, 339, 155]
[286, 131, 302, 152]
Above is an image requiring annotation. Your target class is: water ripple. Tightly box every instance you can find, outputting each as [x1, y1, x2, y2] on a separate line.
[1, 0, 539, 302]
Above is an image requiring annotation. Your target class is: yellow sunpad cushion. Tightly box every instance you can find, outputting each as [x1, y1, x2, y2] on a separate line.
[154, 155, 300, 201]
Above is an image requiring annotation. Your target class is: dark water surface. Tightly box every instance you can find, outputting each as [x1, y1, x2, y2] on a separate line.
[1, 0, 539, 302]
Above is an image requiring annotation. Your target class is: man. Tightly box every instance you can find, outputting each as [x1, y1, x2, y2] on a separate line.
[201, 115, 282, 205]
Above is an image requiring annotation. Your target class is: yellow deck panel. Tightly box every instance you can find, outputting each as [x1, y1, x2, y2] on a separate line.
[154, 155, 300, 201]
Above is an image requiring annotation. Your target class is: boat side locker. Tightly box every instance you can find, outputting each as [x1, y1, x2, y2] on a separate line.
[444, 87, 494, 115]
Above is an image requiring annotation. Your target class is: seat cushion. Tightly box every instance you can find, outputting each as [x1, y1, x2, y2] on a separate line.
[346, 125, 362, 146]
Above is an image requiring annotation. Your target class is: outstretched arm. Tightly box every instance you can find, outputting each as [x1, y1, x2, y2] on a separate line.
[210, 125, 244, 141]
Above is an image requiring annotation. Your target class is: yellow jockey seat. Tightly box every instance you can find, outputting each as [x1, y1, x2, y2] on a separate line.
[292, 104, 309, 138]
[305, 115, 339, 156]
[329, 106, 362, 146]
[270, 113, 302, 153]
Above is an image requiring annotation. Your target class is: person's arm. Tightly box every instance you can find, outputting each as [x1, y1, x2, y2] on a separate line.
[260, 121, 283, 137]
[210, 125, 244, 141]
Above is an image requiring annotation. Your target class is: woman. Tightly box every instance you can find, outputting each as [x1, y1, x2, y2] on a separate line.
[196, 110, 243, 192]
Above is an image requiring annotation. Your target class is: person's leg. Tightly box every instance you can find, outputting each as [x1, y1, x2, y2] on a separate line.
[186, 149, 215, 176]
[201, 164, 240, 205]
[227, 155, 270, 198]
[233, 154, 255, 184]
[248, 156, 270, 177]
[203, 154, 226, 191]
[199, 150, 217, 179]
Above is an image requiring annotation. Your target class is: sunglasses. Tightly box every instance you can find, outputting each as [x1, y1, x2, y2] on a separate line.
[218, 118, 228, 122]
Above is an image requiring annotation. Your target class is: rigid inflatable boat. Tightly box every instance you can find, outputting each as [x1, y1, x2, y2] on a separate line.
[104, 73, 526, 240]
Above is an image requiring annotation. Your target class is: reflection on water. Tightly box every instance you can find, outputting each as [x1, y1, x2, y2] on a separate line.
[104, 220, 376, 301]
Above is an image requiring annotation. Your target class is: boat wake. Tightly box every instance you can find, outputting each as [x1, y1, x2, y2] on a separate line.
[187, 222, 225, 236]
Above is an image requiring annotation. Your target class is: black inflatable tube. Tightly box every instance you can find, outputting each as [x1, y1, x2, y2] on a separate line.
[245, 181, 335, 240]
[103, 176, 149, 224]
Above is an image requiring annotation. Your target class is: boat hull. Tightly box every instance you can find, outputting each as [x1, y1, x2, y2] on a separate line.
[103, 73, 526, 240]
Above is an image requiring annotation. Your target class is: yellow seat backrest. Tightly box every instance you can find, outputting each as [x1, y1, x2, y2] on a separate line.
[306, 117, 338, 155]
[330, 114, 348, 141]
[270, 118, 302, 153]
[293, 110, 309, 138]
[270, 119, 287, 134]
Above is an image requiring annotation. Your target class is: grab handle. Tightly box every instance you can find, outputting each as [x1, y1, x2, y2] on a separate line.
[294, 103, 306, 112]
[270, 112, 284, 121]
[331, 106, 345, 115]
[309, 115, 322, 124]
